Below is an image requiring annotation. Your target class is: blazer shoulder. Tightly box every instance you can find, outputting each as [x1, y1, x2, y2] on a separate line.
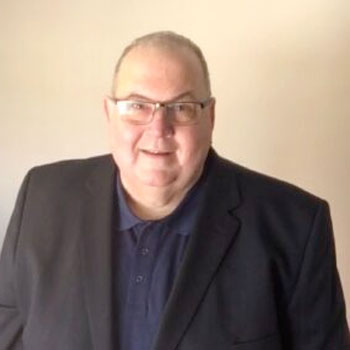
[26, 154, 115, 192]
[30, 153, 114, 173]
[215, 155, 326, 211]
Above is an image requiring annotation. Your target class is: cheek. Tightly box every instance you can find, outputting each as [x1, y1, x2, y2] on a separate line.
[109, 121, 137, 145]
[108, 122, 142, 162]
[177, 126, 212, 164]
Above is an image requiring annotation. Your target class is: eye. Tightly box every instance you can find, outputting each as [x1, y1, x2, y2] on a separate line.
[129, 101, 146, 111]
[171, 103, 193, 113]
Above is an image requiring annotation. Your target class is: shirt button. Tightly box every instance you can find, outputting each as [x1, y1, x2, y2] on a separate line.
[141, 247, 150, 256]
[135, 275, 144, 283]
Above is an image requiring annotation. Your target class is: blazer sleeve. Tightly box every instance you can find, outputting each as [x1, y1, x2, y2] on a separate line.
[285, 200, 350, 349]
[0, 172, 32, 350]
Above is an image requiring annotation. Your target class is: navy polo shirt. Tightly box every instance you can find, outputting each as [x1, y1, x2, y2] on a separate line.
[113, 162, 210, 350]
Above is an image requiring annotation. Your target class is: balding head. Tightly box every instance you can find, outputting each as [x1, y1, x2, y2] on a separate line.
[111, 31, 211, 97]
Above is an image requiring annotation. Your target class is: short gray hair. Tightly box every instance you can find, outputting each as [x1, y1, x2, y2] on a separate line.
[112, 31, 211, 95]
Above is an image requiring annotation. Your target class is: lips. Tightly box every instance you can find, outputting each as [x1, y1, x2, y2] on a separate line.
[142, 150, 172, 156]
[140, 148, 177, 159]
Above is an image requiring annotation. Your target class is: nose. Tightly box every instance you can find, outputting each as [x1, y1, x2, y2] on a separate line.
[147, 106, 174, 137]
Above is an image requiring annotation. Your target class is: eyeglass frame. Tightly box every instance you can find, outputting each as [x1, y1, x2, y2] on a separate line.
[106, 96, 213, 125]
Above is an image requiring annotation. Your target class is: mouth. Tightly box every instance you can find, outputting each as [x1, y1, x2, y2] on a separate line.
[141, 149, 173, 157]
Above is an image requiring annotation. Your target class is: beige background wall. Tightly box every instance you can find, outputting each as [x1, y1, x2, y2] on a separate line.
[1, 0, 349, 321]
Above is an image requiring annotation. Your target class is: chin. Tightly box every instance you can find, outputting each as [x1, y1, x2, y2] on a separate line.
[138, 171, 178, 188]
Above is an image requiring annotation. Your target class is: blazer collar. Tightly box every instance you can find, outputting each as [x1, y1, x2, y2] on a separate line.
[79, 155, 116, 350]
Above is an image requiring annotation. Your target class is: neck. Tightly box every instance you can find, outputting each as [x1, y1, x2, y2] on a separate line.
[127, 190, 185, 220]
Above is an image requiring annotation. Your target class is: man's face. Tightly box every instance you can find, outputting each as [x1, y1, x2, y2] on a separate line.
[105, 45, 215, 193]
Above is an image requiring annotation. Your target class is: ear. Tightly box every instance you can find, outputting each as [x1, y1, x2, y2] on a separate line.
[209, 97, 216, 129]
[103, 96, 112, 122]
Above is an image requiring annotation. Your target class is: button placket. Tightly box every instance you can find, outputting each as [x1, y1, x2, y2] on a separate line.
[127, 224, 159, 306]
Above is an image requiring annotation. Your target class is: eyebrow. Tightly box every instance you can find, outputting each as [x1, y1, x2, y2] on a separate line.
[120, 91, 197, 102]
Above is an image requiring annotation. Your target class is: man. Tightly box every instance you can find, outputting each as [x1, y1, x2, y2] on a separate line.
[0, 31, 349, 350]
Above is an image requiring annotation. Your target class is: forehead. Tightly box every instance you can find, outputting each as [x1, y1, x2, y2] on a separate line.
[113, 45, 208, 100]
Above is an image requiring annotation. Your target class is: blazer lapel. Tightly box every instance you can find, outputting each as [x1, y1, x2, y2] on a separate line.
[153, 153, 241, 350]
[79, 156, 116, 350]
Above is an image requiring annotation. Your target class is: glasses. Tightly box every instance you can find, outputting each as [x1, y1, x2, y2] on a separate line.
[107, 97, 212, 125]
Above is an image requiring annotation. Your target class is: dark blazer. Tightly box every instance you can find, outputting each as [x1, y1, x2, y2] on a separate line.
[0, 151, 349, 350]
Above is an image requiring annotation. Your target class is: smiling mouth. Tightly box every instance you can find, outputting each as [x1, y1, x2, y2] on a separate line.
[142, 150, 172, 156]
